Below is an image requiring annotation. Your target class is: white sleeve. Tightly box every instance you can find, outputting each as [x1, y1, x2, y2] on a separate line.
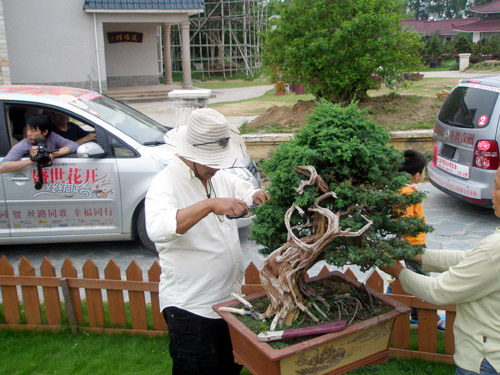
[400, 248, 497, 305]
[145, 172, 183, 245]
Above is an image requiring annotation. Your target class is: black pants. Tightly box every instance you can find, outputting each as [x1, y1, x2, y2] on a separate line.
[163, 306, 242, 375]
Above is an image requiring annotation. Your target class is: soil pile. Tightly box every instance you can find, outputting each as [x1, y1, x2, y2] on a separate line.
[247, 100, 317, 132]
[243, 94, 441, 133]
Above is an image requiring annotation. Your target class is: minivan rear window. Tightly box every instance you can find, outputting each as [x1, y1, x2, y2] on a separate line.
[437, 86, 498, 128]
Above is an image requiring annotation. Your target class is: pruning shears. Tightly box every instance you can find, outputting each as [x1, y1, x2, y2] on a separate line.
[226, 204, 260, 219]
[218, 292, 263, 320]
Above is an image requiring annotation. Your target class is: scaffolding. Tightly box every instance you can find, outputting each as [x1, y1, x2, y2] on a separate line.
[170, 0, 267, 79]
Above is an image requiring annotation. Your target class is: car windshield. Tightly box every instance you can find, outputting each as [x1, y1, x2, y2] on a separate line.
[82, 95, 169, 144]
[437, 85, 498, 129]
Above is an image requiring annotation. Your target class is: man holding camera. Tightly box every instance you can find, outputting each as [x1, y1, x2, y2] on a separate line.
[0, 114, 78, 173]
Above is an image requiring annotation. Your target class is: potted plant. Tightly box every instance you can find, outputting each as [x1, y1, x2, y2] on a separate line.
[215, 101, 430, 373]
[215, 271, 409, 375]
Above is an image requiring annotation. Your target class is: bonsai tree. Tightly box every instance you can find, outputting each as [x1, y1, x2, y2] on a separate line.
[251, 101, 432, 328]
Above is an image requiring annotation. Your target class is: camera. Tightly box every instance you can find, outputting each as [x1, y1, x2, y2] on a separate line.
[32, 138, 52, 167]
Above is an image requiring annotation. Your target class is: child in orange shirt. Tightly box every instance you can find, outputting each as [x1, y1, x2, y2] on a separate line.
[399, 149, 427, 272]
[399, 149, 445, 331]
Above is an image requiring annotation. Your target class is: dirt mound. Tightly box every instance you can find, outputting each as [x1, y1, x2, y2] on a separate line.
[243, 94, 441, 133]
[248, 100, 317, 131]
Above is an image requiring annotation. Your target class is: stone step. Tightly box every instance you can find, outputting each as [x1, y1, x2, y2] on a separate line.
[107, 90, 171, 103]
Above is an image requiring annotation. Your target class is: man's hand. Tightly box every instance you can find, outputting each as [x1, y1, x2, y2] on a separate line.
[29, 145, 39, 161]
[77, 133, 97, 145]
[176, 198, 248, 234]
[209, 198, 249, 217]
[379, 260, 405, 278]
[252, 190, 270, 205]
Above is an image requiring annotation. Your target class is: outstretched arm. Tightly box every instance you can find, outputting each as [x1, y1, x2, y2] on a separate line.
[0, 158, 35, 173]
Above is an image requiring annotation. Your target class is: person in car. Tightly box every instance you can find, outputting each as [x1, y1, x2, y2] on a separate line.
[0, 113, 79, 173]
[145, 108, 269, 375]
[50, 111, 96, 145]
[380, 166, 500, 375]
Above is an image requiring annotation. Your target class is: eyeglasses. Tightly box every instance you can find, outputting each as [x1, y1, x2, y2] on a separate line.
[193, 137, 230, 148]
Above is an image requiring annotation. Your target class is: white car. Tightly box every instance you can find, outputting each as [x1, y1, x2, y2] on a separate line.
[0, 85, 261, 250]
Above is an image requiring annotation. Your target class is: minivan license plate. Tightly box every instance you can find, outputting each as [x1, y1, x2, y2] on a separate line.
[436, 155, 469, 178]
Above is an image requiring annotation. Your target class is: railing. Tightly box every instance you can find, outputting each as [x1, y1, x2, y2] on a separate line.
[0, 255, 166, 336]
[0, 255, 455, 364]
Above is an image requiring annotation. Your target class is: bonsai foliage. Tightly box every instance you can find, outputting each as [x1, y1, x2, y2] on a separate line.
[252, 101, 432, 327]
[251, 101, 432, 272]
[262, 0, 423, 104]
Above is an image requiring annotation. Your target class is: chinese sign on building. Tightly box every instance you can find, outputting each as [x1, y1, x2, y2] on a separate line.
[108, 32, 143, 44]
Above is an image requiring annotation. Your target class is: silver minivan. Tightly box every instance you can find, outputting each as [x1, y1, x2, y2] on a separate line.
[0, 85, 261, 250]
[428, 76, 500, 207]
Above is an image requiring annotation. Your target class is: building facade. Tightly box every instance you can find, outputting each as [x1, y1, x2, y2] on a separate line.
[0, 0, 204, 93]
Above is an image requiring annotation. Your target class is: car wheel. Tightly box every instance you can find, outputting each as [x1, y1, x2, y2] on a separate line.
[137, 206, 156, 252]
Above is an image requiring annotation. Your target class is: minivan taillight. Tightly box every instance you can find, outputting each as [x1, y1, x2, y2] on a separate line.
[473, 140, 499, 170]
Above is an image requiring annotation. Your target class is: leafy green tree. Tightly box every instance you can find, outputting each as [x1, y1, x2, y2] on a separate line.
[487, 35, 500, 56]
[262, 0, 423, 104]
[251, 101, 432, 274]
[473, 39, 492, 55]
[424, 31, 444, 58]
[265, 0, 289, 16]
[451, 32, 473, 54]
[406, 0, 491, 20]
[406, 0, 431, 19]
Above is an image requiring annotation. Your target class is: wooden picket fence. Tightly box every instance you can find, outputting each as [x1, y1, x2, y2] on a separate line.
[0, 255, 455, 364]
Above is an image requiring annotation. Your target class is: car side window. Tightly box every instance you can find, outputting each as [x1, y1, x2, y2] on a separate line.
[5, 106, 43, 147]
[109, 135, 137, 158]
[7, 107, 27, 144]
[3, 105, 100, 155]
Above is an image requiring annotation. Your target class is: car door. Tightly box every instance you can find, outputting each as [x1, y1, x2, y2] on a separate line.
[1, 105, 123, 239]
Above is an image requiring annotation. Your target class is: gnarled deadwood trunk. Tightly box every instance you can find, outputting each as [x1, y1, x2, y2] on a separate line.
[259, 166, 372, 330]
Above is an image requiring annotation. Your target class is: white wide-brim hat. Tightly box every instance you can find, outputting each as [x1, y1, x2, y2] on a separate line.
[164, 108, 246, 169]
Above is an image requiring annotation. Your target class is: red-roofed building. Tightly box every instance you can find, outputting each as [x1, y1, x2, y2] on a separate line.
[453, 0, 500, 43]
[403, 18, 480, 42]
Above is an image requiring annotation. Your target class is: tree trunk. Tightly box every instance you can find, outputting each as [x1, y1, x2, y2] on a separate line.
[259, 166, 372, 330]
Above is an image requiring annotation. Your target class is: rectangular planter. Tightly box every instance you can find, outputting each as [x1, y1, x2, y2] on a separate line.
[214, 270, 410, 375]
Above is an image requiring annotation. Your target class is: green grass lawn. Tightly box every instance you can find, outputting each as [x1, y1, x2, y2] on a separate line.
[0, 329, 455, 375]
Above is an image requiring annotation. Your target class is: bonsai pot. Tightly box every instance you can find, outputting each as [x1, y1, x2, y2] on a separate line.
[214, 270, 409, 375]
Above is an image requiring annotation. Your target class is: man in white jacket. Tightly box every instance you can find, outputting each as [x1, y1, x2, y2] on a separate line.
[145, 108, 269, 375]
[381, 167, 500, 375]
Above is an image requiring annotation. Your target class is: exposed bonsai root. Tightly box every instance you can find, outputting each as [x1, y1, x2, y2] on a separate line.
[259, 166, 372, 329]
